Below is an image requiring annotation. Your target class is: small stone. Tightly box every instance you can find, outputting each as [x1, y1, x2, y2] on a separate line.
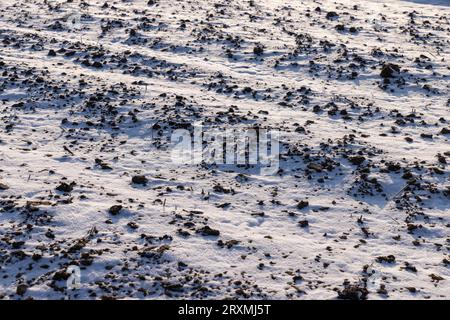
[0, 181, 9, 190]
[16, 284, 28, 296]
[92, 61, 103, 68]
[338, 284, 368, 300]
[45, 229, 55, 239]
[307, 163, 323, 172]
[380, 63, 400, 78]
[109, 205, 123, 215]
[335, 24, 345, 31]
[429, 274, 444, 282]
[437, 154, 446, 164]
[53, 270, 69, 281]
[402, 171, 413, 179]
[32, 253, 42, 261]
[297, 200, 309, 210]
[132, 175, 148, 185]
[376, 255, 396, 264]
[197, 226, 220, 237]
[253, 45, 264, 56]
[349, 156, 366, 165]
[127, 221, 139, 229]
[326, 11, 339, 20]
[406, 287, 417, 293]
[298, 220, 309, 228]
[56, 182, 73, 193]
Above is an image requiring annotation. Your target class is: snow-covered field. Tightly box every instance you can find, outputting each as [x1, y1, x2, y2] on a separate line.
[0, 0, 449, 300]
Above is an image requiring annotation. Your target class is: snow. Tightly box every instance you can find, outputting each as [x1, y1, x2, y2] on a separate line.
[0, 0, 448, 299]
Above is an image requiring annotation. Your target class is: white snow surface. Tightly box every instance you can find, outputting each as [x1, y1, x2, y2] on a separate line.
[0, 0, 449, 299]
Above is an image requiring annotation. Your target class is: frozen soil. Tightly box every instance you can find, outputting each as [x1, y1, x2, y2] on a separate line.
[0, 0, 449, 299]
